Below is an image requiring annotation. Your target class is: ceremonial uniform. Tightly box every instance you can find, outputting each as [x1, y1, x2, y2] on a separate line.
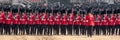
[101, 14, 109, 35]
[86, 13, 94, 37]
[95, 14, 101, 35]
[116, 14, 120, 35]
[109, 14, 116, 35]
[68, 13, 74, 35]
[13, 13, 20, 35]
[81, 15, 87, 35]
[48, 13, 54, 35]
[74, 14, 81, 35]
[41, 13, 48, 35]
[61, 14, 68, 35]
[55, 13, 61, 35]
[20, 13, 27, 35]
[1, 12, 5, 35]
[0, 13, 3, 34]
[28, 14, 35, 35]
[36, 14, 42, 35]
[5, 13, 13, 35]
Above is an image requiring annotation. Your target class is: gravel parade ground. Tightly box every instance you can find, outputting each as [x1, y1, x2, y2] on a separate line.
[0, 35, 120, 40]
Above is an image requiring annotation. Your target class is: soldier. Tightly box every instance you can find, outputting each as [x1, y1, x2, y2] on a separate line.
[109, 14, 116, 35]
[95, 14, 101, 35]
[86, 13, 94, 37]
[28, 13, 35, 35]
[101, 14, 109, 35]
[61, 13, 68, 35]
[68, 13, 74, 35]
[55, 13, 61, 35]
[13, 13, 20, 35]
[5, 12, 13, 35]
[81, 14, 87, 35]
[116, 13, 120, 35]
[0, 12, 3, 35]
[48, 13, 54, 35]
[41, 13, 48, 35]
[20, 13, 27, 35]
[36, 13, 42, 35]
[1, 12, 5, 35]
[74, 13, 81, 35]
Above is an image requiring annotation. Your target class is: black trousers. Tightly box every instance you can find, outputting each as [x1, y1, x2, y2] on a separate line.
[37, 24, 42, 35]
[29, 24, 36, 35]
[81, 25, 86, 35]
[0, 23, 3, 35]
[106, 26, 111, 35]
[111, 26, 115, 35]
[13, 24, 19, 35]
[48, 25, 53, 35]
[74, 25, 79, 35]
[4, 24, 11, 35]
[42, 24, 48, 35]
[115, 25, 120, 35]
[61, 25, 67, 35]
[101, 25, 107, 35]
[94, 25, 100, 35]
[119, 25, 120, 35]
[68, 25, 72, 35]
[20, 24, 26, 35]
[87, 26, 93, 37]
[54, 24, 60, 35]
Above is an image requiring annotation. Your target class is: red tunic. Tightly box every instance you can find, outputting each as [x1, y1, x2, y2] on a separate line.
[101, 17, 109, 26]
[5, 13, 13, 25]
[62, 14, 68, 25]
[81, 16, 87, 26]
[13, 14, 20, 24]
[116, 19, 120, 25]
[21, 14, 27, 24]
[68, 13, 74, 25]
[42, 18, 47, 25]
[41, 13, 48, 25]
[28, 15, 35, 25]
[1, 13, 5, 24]
[0, 14, 3, 23]
[35, 14, 41, 24]
[115, 15, 120, 25]
[75, 15, 81, 25]
[109, 15, 116, 26]
[55, 14, 61, 25]
[48, 15, 54, 25]
[95, 15, 101, 26]
[86, 14, 94, 26]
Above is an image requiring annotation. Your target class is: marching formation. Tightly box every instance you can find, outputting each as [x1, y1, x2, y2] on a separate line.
[0, 11, 120, 37]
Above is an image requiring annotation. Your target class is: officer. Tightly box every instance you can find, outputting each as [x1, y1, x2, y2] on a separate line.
[86, 13, 94, 37]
